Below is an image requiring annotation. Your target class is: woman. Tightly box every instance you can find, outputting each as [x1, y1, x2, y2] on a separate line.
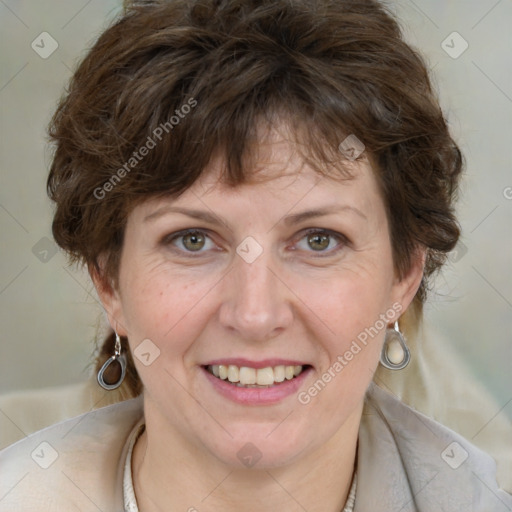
[1, 0, 510, 510]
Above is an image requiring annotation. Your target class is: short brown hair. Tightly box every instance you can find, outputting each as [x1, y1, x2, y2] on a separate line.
[47, 0, 463, 396]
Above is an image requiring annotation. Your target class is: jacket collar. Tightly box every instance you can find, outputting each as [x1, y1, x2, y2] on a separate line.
[355, 383, 511, 511]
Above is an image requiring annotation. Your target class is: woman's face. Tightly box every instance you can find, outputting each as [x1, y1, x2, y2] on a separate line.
[98, 128, 423, 469]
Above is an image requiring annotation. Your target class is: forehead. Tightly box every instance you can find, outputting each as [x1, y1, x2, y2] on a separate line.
[128, 117, 384, 225]
[131, 133, 383, 229]
[196, 124, 370, 194]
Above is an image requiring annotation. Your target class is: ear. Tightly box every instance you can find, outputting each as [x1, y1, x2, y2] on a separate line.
[88, 259, 129, 337]
[390, 246, 426, 315]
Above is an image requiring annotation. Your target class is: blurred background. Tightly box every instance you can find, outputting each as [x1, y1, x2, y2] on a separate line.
[0, 0, 511, 418]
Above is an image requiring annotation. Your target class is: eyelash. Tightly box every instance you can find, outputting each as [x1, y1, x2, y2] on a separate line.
[161, 228, 348, 258]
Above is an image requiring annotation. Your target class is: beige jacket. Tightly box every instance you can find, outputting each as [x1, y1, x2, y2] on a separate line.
[0, 383, 510, 512]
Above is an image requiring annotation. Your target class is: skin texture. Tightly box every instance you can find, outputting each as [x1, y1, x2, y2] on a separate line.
[93, 125, 424, 511]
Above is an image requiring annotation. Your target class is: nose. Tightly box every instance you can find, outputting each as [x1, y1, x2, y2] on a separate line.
[218, 251, 294, 342]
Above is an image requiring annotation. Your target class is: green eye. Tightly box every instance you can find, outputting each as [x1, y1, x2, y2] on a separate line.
[307, 233, 331, 251]
[181, 231, 206, 251]
[295, 229, 347, 255]
[163, 229, 214, 253]
[162, 228, 347, 258]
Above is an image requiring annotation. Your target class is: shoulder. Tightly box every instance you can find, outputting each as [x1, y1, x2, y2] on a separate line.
[0, 380, 111, 450]
[0, 395, 143, 511]
[354, 383, 512, 512]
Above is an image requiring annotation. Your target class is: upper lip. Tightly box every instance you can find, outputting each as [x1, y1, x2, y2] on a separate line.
[202, 358, 310, 369]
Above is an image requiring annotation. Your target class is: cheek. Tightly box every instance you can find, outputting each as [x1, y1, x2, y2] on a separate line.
[296, 275, 392, 418]
[304, 267, 392, 333]
[293, 262, 395, 380]
[336, 279, 391, 334]
[119, 264, 216, 358]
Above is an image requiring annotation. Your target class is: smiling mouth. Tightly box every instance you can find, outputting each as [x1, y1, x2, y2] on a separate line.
[204, 364, 311, 388]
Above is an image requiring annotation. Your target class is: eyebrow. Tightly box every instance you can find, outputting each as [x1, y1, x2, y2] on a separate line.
[283, 205, 367, 224]
[144, 206, 227, 226]
[143, 204, 367, 226]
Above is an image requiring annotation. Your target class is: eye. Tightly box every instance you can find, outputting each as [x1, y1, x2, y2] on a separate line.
[162, 229, 216, 253]
[294, 229, 347, 255]
[161, 228, 347, 257]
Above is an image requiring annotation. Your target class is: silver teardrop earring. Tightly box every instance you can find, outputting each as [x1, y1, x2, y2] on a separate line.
[380, 321, 410, 370]
[97, 331, 127, 390]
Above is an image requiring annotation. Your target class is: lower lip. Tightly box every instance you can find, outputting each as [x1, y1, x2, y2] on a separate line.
[201, 366, 312, 405]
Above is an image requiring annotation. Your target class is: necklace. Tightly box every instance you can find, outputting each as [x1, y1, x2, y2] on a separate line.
[124, 423, 357, 512]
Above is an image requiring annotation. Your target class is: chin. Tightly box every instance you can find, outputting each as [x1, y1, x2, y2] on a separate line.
[203, 427, 308, 470]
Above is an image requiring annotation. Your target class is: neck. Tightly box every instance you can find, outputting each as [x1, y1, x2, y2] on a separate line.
[132, 401, 362, 512]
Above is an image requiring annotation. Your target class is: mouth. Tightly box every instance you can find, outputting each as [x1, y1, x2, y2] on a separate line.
[204, 364, 312, 388]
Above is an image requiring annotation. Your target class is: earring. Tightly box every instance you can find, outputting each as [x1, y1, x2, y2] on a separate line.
[97, 331, 127, 390]
[380, 321, 410, 370]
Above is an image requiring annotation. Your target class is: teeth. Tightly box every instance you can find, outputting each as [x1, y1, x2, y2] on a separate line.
[256, 367, 274, 386]
[274, 365, 285, 382]
[218, 365, 228, 380]
[227, 365, 239, 383]
[208, 364, 305, 386]
[239, 366, 256, 385]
